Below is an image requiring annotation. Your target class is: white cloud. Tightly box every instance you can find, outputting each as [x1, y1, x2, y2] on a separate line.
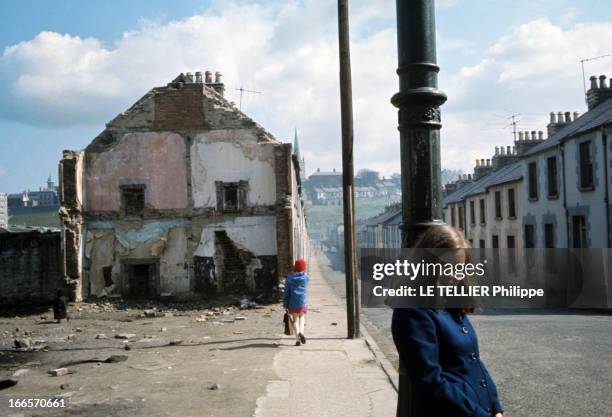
[1, 3, 612, 177]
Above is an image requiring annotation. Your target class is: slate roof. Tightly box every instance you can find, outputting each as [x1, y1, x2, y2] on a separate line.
[525, 97, 612, 156]
[443, 162, 523, 207]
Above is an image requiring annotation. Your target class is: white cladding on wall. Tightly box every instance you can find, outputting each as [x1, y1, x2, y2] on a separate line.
[191, 130, 277, 208]
[194, 216, 278, 258]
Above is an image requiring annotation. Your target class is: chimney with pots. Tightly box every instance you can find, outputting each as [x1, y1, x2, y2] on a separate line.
[586, 74, 612, 110]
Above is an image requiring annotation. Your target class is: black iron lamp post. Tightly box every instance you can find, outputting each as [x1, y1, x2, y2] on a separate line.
[392, 0, 447, 248]
[392, 1, 447, 415]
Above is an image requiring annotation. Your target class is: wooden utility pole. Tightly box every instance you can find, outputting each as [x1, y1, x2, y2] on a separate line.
[392, 0, 447, 415]
[338, 0, 360, 339]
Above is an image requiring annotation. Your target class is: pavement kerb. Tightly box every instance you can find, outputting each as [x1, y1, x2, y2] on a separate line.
[359, 319, 399, 392]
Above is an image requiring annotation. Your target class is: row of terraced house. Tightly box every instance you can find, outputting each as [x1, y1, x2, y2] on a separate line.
[444, 74, 612, 249]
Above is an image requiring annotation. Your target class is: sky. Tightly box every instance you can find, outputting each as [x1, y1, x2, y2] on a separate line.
[1, 0, 612, 193]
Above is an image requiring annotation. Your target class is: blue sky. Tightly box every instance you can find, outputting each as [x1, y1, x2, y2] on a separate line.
[1, 0, 612, 193]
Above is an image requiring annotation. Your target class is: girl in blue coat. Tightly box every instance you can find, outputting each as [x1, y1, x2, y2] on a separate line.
[283, 259, 309, 346]
[392, 225, 503, 417]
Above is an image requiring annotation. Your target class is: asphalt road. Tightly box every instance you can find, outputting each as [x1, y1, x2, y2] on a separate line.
[317, 251, 612, 417]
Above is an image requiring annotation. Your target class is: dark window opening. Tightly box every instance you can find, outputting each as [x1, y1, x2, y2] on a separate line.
[492, 235, 499, 249]
[479, 199, 486, 225]
[451, 207, 456, 227]
[224, 184, 239, 211]
[579, 141, 594, 189]
[528, 162, 538, 200]
[547, 156, 558, 197]
[479, 239, 485, 248]
[103, 266, 114, 287]
[122, 185, 145, 217]
[216, 181, 248, 212]
[545, 223, 555, 248]
[524, 225, 535, 248]
[494, 191, 502, 219]
[572, 215, 587, 248]
[507, 235, 515, 248]
[458, 206, 464, 230]
[470, 201, 475, 225]
[507, 188, 516, 218]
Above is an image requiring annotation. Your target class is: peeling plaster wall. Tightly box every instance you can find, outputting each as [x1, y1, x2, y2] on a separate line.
[194, 216, 277, 257]
[86, 132, 188, 211]
[191, 130, 277, 208]
[85, 219, 191, 296]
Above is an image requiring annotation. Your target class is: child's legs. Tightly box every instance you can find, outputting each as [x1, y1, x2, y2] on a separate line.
[290, 314, 301, 340]
[298, 314, 305, 335]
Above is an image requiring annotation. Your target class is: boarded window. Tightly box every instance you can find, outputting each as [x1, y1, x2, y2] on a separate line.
[121, 185, 145, 217]
[547, 156, 558, 197]
[579, 141, 594, 189]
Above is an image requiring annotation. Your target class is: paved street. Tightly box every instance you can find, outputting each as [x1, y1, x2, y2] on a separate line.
[320, 251, 612, 417]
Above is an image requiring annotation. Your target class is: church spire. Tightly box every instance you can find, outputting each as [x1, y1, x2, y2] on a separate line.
[293, 127, 301, 158]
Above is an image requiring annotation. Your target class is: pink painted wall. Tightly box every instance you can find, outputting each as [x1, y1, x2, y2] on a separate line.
[86, 132, 188, 211]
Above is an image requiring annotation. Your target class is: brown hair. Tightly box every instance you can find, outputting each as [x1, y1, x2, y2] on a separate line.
[414, 225, 475, 313]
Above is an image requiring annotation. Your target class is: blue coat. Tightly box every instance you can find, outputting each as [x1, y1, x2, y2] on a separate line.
[283, 272, 308, 310]
[392, 308, 503, 417]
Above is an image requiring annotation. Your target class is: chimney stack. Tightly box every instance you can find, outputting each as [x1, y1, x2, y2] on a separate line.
[586, 74, 612, 110]
[599, 75, 608, 89]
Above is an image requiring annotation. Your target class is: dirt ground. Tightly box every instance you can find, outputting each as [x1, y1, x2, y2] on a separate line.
[0, 300, 285, 417]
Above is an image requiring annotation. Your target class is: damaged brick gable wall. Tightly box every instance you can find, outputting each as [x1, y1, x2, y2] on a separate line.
[61, 75, 301, 299]
[0, 231, 63, 305]
[59, 150, 85, 301]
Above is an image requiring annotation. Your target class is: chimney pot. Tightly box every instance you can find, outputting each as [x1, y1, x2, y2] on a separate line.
[573, 111, 579, 121]
[531, 130, 537, 140]
[599, 75, 608, 89]
[215, 71, 223, 84]
[480, 159, 485, 167]
[185, 72, 194, 83]
[506, 146, 512, 155]
[486, 159, 491, 167]
[590, 75, 599, 90]
[564, 112, 571, 123]
[195, 71, 203, 83]
[538, 131, 544, 140]
[494, 147, 499, 155]
[500, 147, 505, 155]
[549, 112, 556, 124]
[468, 174, 472, 180]
[557, 112, 563, 123]
[518, 131, 524, 141]
[205, 70, 212, 83]
[476, 159, 480, 166]
[513, 146, 517, 155]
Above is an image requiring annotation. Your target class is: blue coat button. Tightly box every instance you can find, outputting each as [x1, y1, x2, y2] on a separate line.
[480, 379, 487, 387]
[461, 326, 469, 334]
[470, 352, 477, 360]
